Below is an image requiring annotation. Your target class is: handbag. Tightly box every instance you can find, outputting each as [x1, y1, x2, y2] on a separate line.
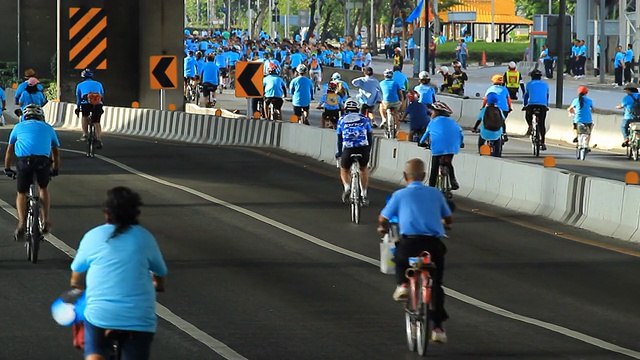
[379, 232, 397, 275]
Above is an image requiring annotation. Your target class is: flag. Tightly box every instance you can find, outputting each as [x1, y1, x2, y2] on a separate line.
[406, 0, 424, 23]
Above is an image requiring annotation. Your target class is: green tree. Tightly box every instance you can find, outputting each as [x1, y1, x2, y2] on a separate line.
[515, 0, 576, 19]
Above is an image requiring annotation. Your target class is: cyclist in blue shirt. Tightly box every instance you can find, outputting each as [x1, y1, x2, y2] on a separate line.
[214, 49, 229, 91]
[18, 77, 47, 111]
[414, 71, 436, 105]
[289, 64, 314, 124]
[4, 104, 60, 239]
[184, 51, 198, 97]
[289, 50, 304, 69]
[378, 157, 452, 343]
[200, 54, 220, 106]
[568, 86, 594, 144]
[419, 101, 463, 190]
[317, 81, 345, 128]
[379, 69, 405, 133]
[473, 92, 505, 157]
[617, 84, 640, 147]
[352, 67, 382, 127]
[69, 186, 167, 360]
[0, 85, 5, 126]
[523, 69, 550, 150]
[402, 91, 430, 142]
[263, 67, 287, 120]
[14, 69, 44, 105]
[336, 99, 373, 205]
[75, 69, 105, 147]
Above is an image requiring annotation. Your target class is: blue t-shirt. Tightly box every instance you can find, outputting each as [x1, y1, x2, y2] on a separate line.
[404, 101, 429, 131]
[352, 76, 382, 106]
[524, 80, 549, 106]
[75, 79, 105, 106]
[337, 112, 372, 149]
[19, 90, 47, 109]
[625, 49, 634, 63]
[0, 88, 5, 115]
[70, 224, 168, 333]
[9, 120, 60, 157]
[541, 49, 550, 60]
[184, 56, 198, 77]
[459, 43, 468, 55]
[477, 106, 504, 141]
[195, 58, 206, 75]
[622, 93, 640, 120]
[420, 116, 463, 156]
[414, 84, 436, 105]
[319, 92, 345, 111]
[289, 53, 304, 68]
[381, 181, 452, 237]
[343, 50, 354, 65]
[615, 52, 625, 68]
[289, 76, 314, 106]
[200, 62, 220, 85]
[15, 81, 44, 104]
[333, 52, 343, 67]
[570, 96, 593, 124]
[353, 52, 363, 67]
[215, 53, 228, 68]
[263, 75, 286, 98]
[485, 85, 510, 111]
[379, 78, 402, 102]
[392, 71, 409, 92]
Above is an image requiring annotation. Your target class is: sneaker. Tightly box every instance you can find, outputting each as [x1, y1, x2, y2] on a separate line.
[14, 226, 25, 242]
[361, 196, 369, 207]
[573, 137, 578, 143]
[372, 123, 379, 129]
[541, 144, 547, 151]
[525, 127, 532, 136]
[431, 327, 448, 343]
[502, 134, 509, 143]
[392, 285, 409, 301]
[341, 189, 350, 203]
[622, 140, 630, 147]
[450, 179, 460, 190]
[80, 134, 88, 141]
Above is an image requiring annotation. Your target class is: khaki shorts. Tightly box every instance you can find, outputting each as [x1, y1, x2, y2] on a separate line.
[382, 101, 402, 109]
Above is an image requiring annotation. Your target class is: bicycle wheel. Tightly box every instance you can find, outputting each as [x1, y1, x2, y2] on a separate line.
[415, 274, 433, 356]
[86, 122, 95, 157]
[25, 205, 33, 261]
[405, 276, 418, 352]
[350, 166, 361, 224]
[29, 200, 41, 264]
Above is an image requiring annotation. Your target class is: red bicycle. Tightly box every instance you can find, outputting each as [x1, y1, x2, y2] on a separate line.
[404, 251, 436, 356]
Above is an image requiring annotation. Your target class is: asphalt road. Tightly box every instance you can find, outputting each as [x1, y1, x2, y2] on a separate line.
[1, 127, 640, 359]
[213, 91, 638, 183]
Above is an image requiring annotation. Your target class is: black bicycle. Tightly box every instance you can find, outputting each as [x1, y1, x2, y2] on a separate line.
[12, 170, 48, 263]
[86, 115, 98, 158]
[529, 107, 544, 157]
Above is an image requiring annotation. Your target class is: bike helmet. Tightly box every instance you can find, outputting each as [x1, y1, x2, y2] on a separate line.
[419, 71, 430, 80]
[486, 92, 499, 105]
[344, 98, 359, 112]
[491, 74, 504, 84]
[331, 72, 341, 80]
[394, 47, 401, 52]
[27, 77, 39, 86]
[407, 90, 419, 102]
[327, 81, 338, 92]
[439, 66, 449, 73]
[428, 101, 453, 116]
[267, 66, 278, 75]
[530, 69, 543, 79]
[508, 61, 517, 69]
[81, 69, 94, 78]
[383, 68, 394, 78]
[577, 85, 589, 95]
[22, 104, 45, 121]
[184, 29, 191, 35]
[452, 61, 462, 68]
[297, 64, 307, 74]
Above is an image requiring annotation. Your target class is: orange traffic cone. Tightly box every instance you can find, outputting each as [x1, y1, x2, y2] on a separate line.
[480, 51, 487, 66]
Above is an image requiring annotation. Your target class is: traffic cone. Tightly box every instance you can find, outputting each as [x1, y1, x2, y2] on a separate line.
[480, 51, 487, 66]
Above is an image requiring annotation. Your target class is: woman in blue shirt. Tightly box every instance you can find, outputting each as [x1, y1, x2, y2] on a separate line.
[567, 86, 594, 144]
[616, 83, 640, 147]
[70, 187, 168, 360]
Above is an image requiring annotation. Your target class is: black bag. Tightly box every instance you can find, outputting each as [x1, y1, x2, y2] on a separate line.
[483, 105, 503, 131]
[631, 94, 640, 121]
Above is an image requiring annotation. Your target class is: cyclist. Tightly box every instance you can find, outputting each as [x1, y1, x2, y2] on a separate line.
[183, 50, 198, 98]
[308, 52, 323, 92]
[289, 64, 314, 125]
[317, 81, 345, 129]
[377, 157, 452, 343]
[18, 77, 48, 110]
[617, 83, 640, 147]
[414, 71, 436, 106]
[263, 66, 287, 120]
[4, 104, 60, 239]
[329, 72, 350, 97]
[69, 186, 167, 360]
[352, 67, 382, 127]
[568, 86, 594, 145]
[14, 68, 44, 105]
[484, 74, 511, 141]
[75, 69, 105, 148]
[379, 68, 404, 133]
[523, 69, 550, 150]
[336, 99, 373, 205]
[214, 48, 229, 91]
[402, 90, 430, 142]
[392, 66, 409, 111]
[503, 61, 525, 100]
[419, 101, 463, 190]
[473, 92, 505, 157]
[200, 54, 220, 107]
[0, 84, 5, 126]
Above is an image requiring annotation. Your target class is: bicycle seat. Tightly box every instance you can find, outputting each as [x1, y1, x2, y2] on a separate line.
[350, 154, 363, 158]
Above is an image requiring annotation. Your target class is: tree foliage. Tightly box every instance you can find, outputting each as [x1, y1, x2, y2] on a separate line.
[515, 0, 576, 19]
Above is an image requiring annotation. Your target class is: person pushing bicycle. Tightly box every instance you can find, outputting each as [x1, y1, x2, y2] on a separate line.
[336, 99, 373, 206]
[4, 104, 60, 239]
[377, 158, 452, 343]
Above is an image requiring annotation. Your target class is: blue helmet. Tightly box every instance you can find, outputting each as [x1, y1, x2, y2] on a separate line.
[81, 69, 93, 78]
[184, 29, 191, 35]
[486, 92, 499, 105]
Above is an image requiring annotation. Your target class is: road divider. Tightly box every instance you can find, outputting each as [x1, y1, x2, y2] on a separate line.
[42, 101, 640, 243]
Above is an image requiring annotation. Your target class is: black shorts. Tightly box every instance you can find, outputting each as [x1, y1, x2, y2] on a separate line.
[16, 156, 52, 194]
[340, 146, 370, 169]
[264, 97, 283, 111]
[323, 110, 340, 125]
[202, 82, 218, 97]
[293, 106, 310, 117]
[80, 104, 104, 122]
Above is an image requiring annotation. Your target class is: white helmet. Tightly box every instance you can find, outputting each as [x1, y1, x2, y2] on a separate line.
[383, 69, 393, 78]
[296, 64, 307, 74]
[331, 72, 341, 80]
[508, 61, 516, 69]
[419, 71, 430, 80]
[439, 66, 449, 73]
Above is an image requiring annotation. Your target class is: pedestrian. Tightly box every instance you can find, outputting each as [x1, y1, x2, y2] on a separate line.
[540, 45, 553, 79]
[614, 45, 626, 87]
[429, 39, 437, 75]
[624, 43, 634, 84]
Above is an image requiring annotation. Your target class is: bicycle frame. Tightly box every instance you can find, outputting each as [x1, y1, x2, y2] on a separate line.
[576, 123, 591, 161]
[531, 111, 541, 157]
[348, 154, 363, 224]
[25, 172, 43, 264]
[404, 251, 435, 356]
[86, 118, 96, 158]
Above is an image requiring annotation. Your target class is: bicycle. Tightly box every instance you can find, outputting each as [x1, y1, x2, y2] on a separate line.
[347, 154, 363, 224]
[384, 107, 397, 139]
[86, 114, 98, 158]
[12, 168, 51, 264]
[627, 122, 640, 161]
[435, 155, 455, 213]
[530, 107, 542, 157]
[404, 251, 436, 356]
[575, 123, 591, 161]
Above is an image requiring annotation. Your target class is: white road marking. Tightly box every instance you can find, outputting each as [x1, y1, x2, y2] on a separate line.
[15, 145, 640, 358]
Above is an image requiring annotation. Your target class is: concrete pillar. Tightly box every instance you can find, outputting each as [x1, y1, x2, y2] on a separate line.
[20, 0, 57, 81]
[0, 1, 18, 64]
[139, 0, 184, 111]
[619, 0, 627, 46]
[575, 0, 589, 44]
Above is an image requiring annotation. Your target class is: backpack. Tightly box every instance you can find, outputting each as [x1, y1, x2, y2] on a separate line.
[483, 105, 504, 131]
[631, 94, 640, 120]
[87, 92, 102, 106]
[326, 92, 339, 107]
[310, 58, 319, 69]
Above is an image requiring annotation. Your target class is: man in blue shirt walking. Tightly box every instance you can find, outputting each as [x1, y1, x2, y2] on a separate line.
[523, 69, 550, 150]
[378, 157, 452, 343]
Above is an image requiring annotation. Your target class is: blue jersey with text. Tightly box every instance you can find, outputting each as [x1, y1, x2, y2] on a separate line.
[337, 113, 372, 149]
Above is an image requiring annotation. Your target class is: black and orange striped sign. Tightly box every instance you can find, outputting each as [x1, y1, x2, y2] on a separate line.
[69, 7, 107, 70]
